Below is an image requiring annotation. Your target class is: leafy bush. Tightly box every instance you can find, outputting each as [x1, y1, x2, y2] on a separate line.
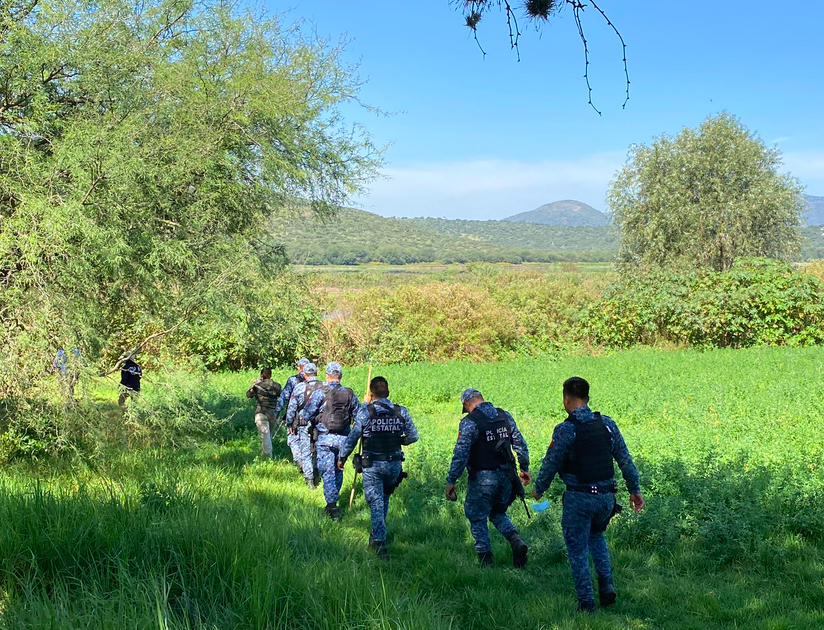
[585, 258, 824, 348]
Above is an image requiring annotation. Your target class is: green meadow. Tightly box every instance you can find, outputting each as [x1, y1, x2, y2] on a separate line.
[1, 347, 823, 629]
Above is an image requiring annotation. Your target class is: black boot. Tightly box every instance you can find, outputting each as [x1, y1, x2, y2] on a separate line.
[577, 600, 596, 613]
[368, 539, 389, 561]
[305, 477, 315, 489]
[325, 502, 340, 521]
[507, 533, 528, 569]
[477, 551, 494, 567]
[598, 576, 617, 607]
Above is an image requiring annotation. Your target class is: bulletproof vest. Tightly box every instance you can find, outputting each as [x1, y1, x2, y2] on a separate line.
[254, 379, 282, 410]
[362, 402, 405, 454]
[297, 380, 326, 425]
[561, 412, 615, 483]
[467, 407, 513, 472]
[319, 385, 355, 434]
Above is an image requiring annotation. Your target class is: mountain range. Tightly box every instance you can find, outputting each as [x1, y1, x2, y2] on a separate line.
[803, 194, 824, 226]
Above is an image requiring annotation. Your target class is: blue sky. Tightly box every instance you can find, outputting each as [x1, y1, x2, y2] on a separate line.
[269, 1, 824, 220]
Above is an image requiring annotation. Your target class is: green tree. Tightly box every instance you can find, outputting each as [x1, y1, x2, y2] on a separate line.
[0, 0, 381, 398]
[608, 112, 803, 272]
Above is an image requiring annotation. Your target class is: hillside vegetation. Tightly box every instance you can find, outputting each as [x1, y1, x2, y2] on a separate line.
[270, 207, 615, 265]
[408, 217, 618, 252]
[503, 199, 610, 226]
[273, 207, 824, 266]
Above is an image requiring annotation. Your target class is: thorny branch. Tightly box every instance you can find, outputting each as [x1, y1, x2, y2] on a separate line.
[457, 0, 630, 113]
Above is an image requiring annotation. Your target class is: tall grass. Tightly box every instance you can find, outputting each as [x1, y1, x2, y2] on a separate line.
[1, 347, 824, 628]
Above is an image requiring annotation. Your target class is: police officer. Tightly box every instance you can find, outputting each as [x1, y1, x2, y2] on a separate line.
[532, 377, 645, 613]
[286, 362, 325, 487]
[278, 358, 310, 469]
[303, 362, 360, 520]
[445, 388, 531, 568]
[338, 376, 418, 560]
[245, 367, 282, 459]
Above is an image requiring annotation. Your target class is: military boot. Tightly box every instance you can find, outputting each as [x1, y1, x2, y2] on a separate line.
[577, 600, 596, 614]
[598, 576, 617, 607]
[305, 477, 315, 489]
[477, 551, 494, 567]
[368, 540, 389, 561]
[325, 502, 340, 521]
[506, 533, 528, 569]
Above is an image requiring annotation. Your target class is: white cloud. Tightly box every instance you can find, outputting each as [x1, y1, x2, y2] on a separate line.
[355, 153, 625, 220]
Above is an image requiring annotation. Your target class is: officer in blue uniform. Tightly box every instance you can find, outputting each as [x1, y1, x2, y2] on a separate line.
[303, 361, 361, 520]
[533, 377, 645, 613]
[445, 388, 531, 568]
[278, 358, 309, 470]
[286, 362, 325, 487]
[338, 376, 418, 560]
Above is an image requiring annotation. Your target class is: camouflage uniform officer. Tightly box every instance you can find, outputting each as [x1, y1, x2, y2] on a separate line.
[303, 362, 360, 520]
[533, 377, 645, 613]
[338, 376, 418, 560]
[278, 358, 310, 468]
[245, 367, 282, 459]
[286, 362, 325, 487]
[445, 388, 531, 568]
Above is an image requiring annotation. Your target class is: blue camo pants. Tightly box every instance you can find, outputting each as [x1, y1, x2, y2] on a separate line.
[317, 434, 347, 504]
[287, 430, 302, 465]
[464, 470, 518, 554]
[362, 460, 402, 543]
[562, 491, 615, 603]
[295, 426, 314, 480]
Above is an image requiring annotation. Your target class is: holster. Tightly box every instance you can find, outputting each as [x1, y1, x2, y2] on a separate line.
[386, 471, 408, 496]
[352, 453, 364, 473]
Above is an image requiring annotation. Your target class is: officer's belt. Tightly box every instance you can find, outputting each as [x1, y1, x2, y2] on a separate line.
[565, 482, 617, 495]
[363, 451, 403, 462]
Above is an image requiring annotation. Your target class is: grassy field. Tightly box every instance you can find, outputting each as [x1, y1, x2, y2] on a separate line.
[1, 347, 824, 628]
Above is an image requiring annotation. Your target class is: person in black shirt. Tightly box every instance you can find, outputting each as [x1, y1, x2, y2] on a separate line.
[118, 355, 142, 408]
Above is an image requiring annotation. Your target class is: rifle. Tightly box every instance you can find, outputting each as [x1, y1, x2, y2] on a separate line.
[495, 438, 531, 520]
[348, 364, 372, 508]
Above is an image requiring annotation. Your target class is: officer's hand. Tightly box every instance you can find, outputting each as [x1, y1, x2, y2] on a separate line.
[519, 471, 532, 485]
[337, 458, 346, 471]
[630, 493, 645, 513]
[445, 483, 458, 502]
[532, 490, 543, 501]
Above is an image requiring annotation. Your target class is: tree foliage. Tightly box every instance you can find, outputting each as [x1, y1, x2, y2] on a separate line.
[0, 0, 380, 399]
[608, 112, 804, 272]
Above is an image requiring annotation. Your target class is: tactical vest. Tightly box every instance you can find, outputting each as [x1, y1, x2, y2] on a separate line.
[362, 402, 405, 454]
[467, 407, 513, 472]
[561, 412, 615, 483]
[319, 385, 355, 434]
[297, 380, 326, 426]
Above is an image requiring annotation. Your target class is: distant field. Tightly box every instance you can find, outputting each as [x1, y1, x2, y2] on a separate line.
[298, 261, 615, 288]
[1, 347, 823, 628]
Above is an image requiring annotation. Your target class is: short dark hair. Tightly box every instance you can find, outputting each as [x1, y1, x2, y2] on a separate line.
[563, 376, 589, 401]
[261, 367, 272, 379]
[370, 376, 389, 399]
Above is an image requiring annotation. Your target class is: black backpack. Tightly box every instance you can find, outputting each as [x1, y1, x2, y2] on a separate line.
[319, 386, 355, 434]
